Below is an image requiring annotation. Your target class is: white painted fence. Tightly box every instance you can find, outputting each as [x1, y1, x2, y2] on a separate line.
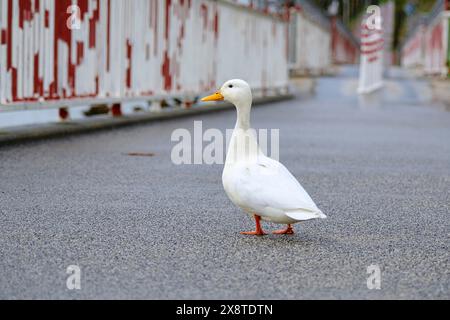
[0, 0, 289, 111]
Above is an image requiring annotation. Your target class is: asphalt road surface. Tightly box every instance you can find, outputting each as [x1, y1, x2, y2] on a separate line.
[1, 67, 449, 299]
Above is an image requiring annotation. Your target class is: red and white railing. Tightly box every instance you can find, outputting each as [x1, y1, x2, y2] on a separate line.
[0, 0, 289, 114]
[401, 0, 449, 77]
[288, 1, 359, 76]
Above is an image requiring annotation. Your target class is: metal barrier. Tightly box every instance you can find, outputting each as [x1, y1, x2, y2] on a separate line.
[401, 25, 425, 69]
[0, 0, 289, 113]
[288, 1, 358, 76]
[401, 0, 449, 77]
[331, 18, 359, 65]
[288, 4, 332, 76]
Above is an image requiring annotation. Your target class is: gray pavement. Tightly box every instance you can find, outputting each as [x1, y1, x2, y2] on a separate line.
[0, 66, 449, 299]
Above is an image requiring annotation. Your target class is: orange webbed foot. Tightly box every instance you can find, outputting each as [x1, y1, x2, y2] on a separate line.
[272, 224, 294, 235]
[240, 214, 267, 236]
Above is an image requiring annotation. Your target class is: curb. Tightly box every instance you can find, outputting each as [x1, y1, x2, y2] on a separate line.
[0, 94, 294, 146]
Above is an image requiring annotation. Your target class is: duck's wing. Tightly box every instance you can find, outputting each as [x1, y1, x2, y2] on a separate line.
[230, 156, 325, 220]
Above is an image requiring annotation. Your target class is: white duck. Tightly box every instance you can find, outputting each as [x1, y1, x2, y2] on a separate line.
[201, 79, 326, 235]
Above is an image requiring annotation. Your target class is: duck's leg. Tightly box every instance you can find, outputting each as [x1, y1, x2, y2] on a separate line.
[272, 224, 294, 235]
[240, 214, 267, 236]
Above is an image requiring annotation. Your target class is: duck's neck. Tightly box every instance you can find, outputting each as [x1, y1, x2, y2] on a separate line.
[225, 100, 261, 166]
[234, 101, 251, 130]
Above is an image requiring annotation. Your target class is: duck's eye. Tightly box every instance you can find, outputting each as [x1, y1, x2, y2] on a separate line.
[228, 84, 233, 88]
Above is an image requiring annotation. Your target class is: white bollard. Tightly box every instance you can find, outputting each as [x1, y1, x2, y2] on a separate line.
[358, 10, 384, 94]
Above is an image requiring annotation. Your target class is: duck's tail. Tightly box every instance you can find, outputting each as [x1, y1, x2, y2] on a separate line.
[285, 208, 327, 221]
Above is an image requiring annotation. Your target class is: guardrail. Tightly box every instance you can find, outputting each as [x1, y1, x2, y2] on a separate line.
[288, 1, 359, 76]
[401, 0, 449, 77]
[288, 4, 332, 76]
[0, 0, 289, 115]
[331, 18, 359, 65]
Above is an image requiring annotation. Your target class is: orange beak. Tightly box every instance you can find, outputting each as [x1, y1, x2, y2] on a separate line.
[201, 91, 224, 102]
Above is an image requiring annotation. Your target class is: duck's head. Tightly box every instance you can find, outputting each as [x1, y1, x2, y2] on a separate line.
[201, 79, 252, 108]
